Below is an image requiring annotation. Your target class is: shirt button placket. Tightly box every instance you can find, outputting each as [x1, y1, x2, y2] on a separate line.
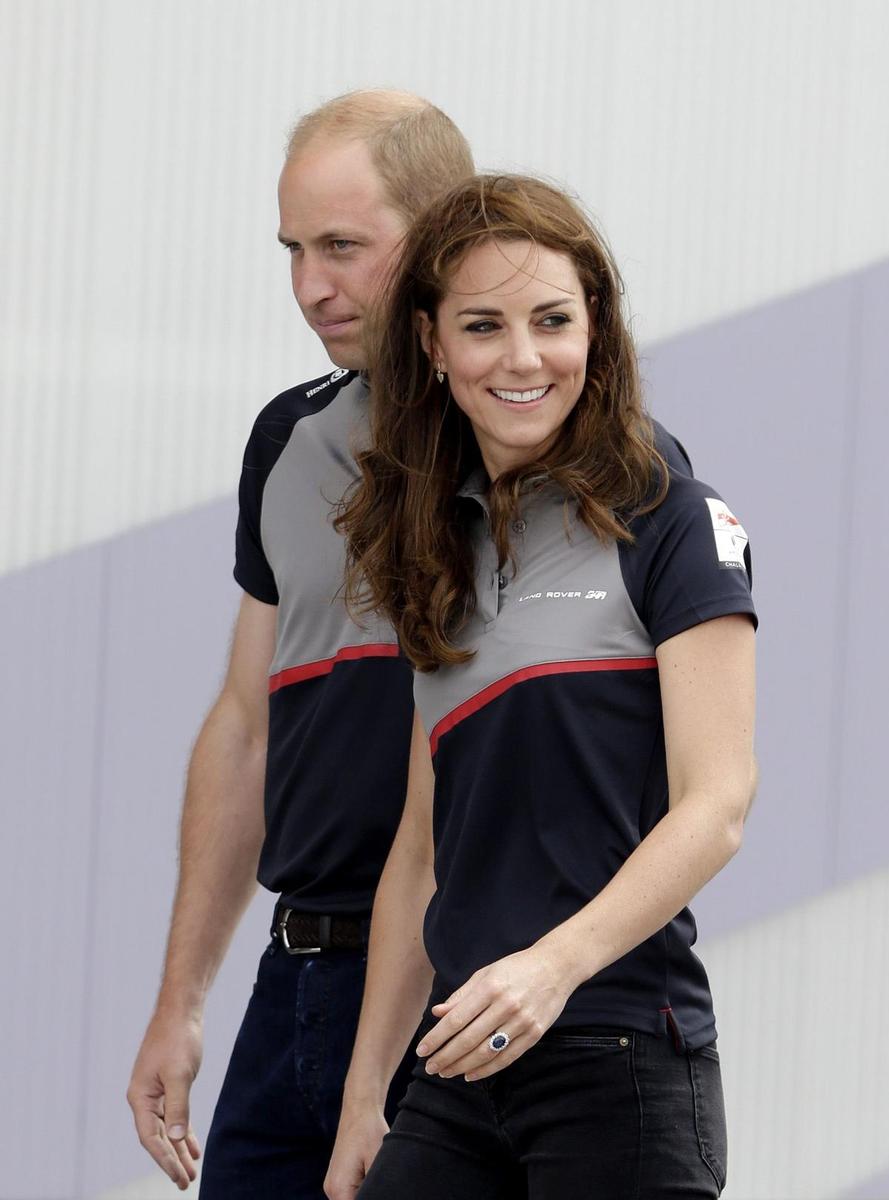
[478, 534, 500, 626]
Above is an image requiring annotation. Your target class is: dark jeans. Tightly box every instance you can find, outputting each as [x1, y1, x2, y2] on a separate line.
[358, 1027, 727, 1199]
[199, 937, 414, 1200]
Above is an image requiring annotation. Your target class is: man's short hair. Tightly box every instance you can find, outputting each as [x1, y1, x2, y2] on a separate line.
[286, 89, 474, 223]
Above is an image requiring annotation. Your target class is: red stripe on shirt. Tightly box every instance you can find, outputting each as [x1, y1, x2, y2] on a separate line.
[429, 656, 658, 754]
[268, 643, 400, 694]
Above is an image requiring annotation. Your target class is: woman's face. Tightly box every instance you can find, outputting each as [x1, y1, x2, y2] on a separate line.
[422, 238, 591, 479]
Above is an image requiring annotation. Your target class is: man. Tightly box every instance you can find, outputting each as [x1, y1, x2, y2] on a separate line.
[127, 90, 475, 1198]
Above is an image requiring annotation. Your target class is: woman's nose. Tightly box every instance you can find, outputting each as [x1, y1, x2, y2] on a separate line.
[502, 332, 542, 374]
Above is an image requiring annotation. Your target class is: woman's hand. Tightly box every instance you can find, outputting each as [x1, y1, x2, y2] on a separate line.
[323, 1102, 389, 1200]
[415, 942, 578, 1081]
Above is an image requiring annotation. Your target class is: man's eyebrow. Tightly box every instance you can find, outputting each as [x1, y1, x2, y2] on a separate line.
[455, 298, 578, 317]
[277, 230, 358, 246]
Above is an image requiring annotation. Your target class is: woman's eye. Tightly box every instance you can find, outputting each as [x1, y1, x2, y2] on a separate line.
[541, 313, 570, 327]
[465, 320, 497, 333]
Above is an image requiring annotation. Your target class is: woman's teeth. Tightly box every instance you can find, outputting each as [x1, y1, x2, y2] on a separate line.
[491, 386, 549, 403]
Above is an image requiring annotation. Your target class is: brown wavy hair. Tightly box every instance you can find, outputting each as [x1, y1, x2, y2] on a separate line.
[336, 174, 668, 671]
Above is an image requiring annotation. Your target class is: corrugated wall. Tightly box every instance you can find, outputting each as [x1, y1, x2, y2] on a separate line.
[3, 0, 889, 572]
[2, 3, 889, 1197]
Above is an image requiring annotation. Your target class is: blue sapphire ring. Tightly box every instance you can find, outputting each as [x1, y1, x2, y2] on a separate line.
[488, 1030, 510, 1053]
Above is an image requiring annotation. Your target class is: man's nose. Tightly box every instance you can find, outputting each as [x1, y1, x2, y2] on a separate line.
[292, 255, 336, 309]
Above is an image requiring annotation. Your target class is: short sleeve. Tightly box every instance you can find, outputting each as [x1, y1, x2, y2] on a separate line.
[233, 408, 296, 604]
[619, 474, 758, 648]
[650, 417, 694, 477]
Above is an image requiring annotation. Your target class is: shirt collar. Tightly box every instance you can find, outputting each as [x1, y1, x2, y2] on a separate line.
[456, 466, 489, 501]
[457, 468, 559, 500]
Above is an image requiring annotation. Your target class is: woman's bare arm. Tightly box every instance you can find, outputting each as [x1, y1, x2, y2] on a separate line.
[418, 613, 756, 1080]
[324, 710, 437, 1199]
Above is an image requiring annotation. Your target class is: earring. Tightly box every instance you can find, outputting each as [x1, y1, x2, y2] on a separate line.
[435, 363, 445, 384]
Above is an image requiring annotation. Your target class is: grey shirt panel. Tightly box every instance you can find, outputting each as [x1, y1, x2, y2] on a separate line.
[260, 373, 398, 678]
[414, 487, 655, 743]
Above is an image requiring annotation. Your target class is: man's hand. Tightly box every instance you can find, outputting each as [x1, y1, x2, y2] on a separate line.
[126, 595, 273, 1185]
[324, 1103, 389, 1200]
[127, 1011, 204, 1190]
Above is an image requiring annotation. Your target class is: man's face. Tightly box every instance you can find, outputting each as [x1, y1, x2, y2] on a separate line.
[278, 138, 408, 370]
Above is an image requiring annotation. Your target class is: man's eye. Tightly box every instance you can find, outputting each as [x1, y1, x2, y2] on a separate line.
[281, 242, 301, 255]
[331, 239, 355, 252]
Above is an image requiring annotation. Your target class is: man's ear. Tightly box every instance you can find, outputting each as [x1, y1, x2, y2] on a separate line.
[415, 309, 438, 361]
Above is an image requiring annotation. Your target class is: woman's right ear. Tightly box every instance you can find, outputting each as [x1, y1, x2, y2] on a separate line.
[415, 310, 435, 360]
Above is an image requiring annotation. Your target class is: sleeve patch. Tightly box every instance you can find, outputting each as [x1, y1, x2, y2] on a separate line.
[705, 497, 748, 570]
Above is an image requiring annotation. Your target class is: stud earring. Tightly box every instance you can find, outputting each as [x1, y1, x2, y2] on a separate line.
[435, 363, 445, 384]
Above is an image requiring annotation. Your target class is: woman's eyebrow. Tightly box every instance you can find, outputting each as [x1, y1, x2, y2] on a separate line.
[456, 297, 577, 317]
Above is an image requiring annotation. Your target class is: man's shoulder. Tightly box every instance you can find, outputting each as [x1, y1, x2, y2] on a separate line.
[254, 367, 357, 428]
[242, 368, 358, 467]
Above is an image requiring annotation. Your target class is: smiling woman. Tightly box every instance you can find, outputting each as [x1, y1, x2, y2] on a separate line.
[417, 239, 592, 478]
[339, 175, 673, 671]
[326, 175, 757, 1200]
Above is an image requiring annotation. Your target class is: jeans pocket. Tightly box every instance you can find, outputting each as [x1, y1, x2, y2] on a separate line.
[546, 1033, 632, 1050]
[689, 1044, 728, 1192]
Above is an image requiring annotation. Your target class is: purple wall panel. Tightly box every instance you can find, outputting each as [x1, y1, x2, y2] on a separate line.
[4, 262, 888, 1198]
[844, 1167, 889, 1199]
[833, 264, 889, 883]
[0, 549, 107, 1198]
[76, 497, 274, 1197]
[642, 274, 866, 939]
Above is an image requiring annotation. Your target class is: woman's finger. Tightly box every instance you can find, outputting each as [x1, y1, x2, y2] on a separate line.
[464, 1030, 538, 1080]
[416, 986, 490, 1058]
[425, 1002, 519, 1075]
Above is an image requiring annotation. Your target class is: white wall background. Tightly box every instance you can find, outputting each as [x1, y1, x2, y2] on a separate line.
[3, 4, 889, 1198]
[3, 0, 889, 573]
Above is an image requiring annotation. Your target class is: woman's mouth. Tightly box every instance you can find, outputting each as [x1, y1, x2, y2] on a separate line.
[489, 385, 552, 406]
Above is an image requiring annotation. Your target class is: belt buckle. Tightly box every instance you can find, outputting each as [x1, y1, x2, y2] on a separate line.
[279, 907, 321, 955]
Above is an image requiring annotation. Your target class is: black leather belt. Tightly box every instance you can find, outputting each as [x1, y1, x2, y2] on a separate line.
[273, 906, 367, 953]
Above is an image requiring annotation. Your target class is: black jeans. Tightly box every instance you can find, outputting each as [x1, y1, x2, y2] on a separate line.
[199, 938, 414, 1200]
[358, 1027, 727, 1199]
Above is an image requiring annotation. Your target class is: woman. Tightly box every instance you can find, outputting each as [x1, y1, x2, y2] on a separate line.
[326, 175, 756, 1199]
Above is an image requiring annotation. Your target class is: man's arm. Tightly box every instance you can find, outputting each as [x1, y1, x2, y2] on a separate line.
[324, 710, 437, 1200]
[127, 592, 276, 1190]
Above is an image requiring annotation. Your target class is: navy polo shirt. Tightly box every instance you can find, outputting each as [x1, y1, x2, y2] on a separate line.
[413, 466, 756, 1049]
[234, 369, 414, 913]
